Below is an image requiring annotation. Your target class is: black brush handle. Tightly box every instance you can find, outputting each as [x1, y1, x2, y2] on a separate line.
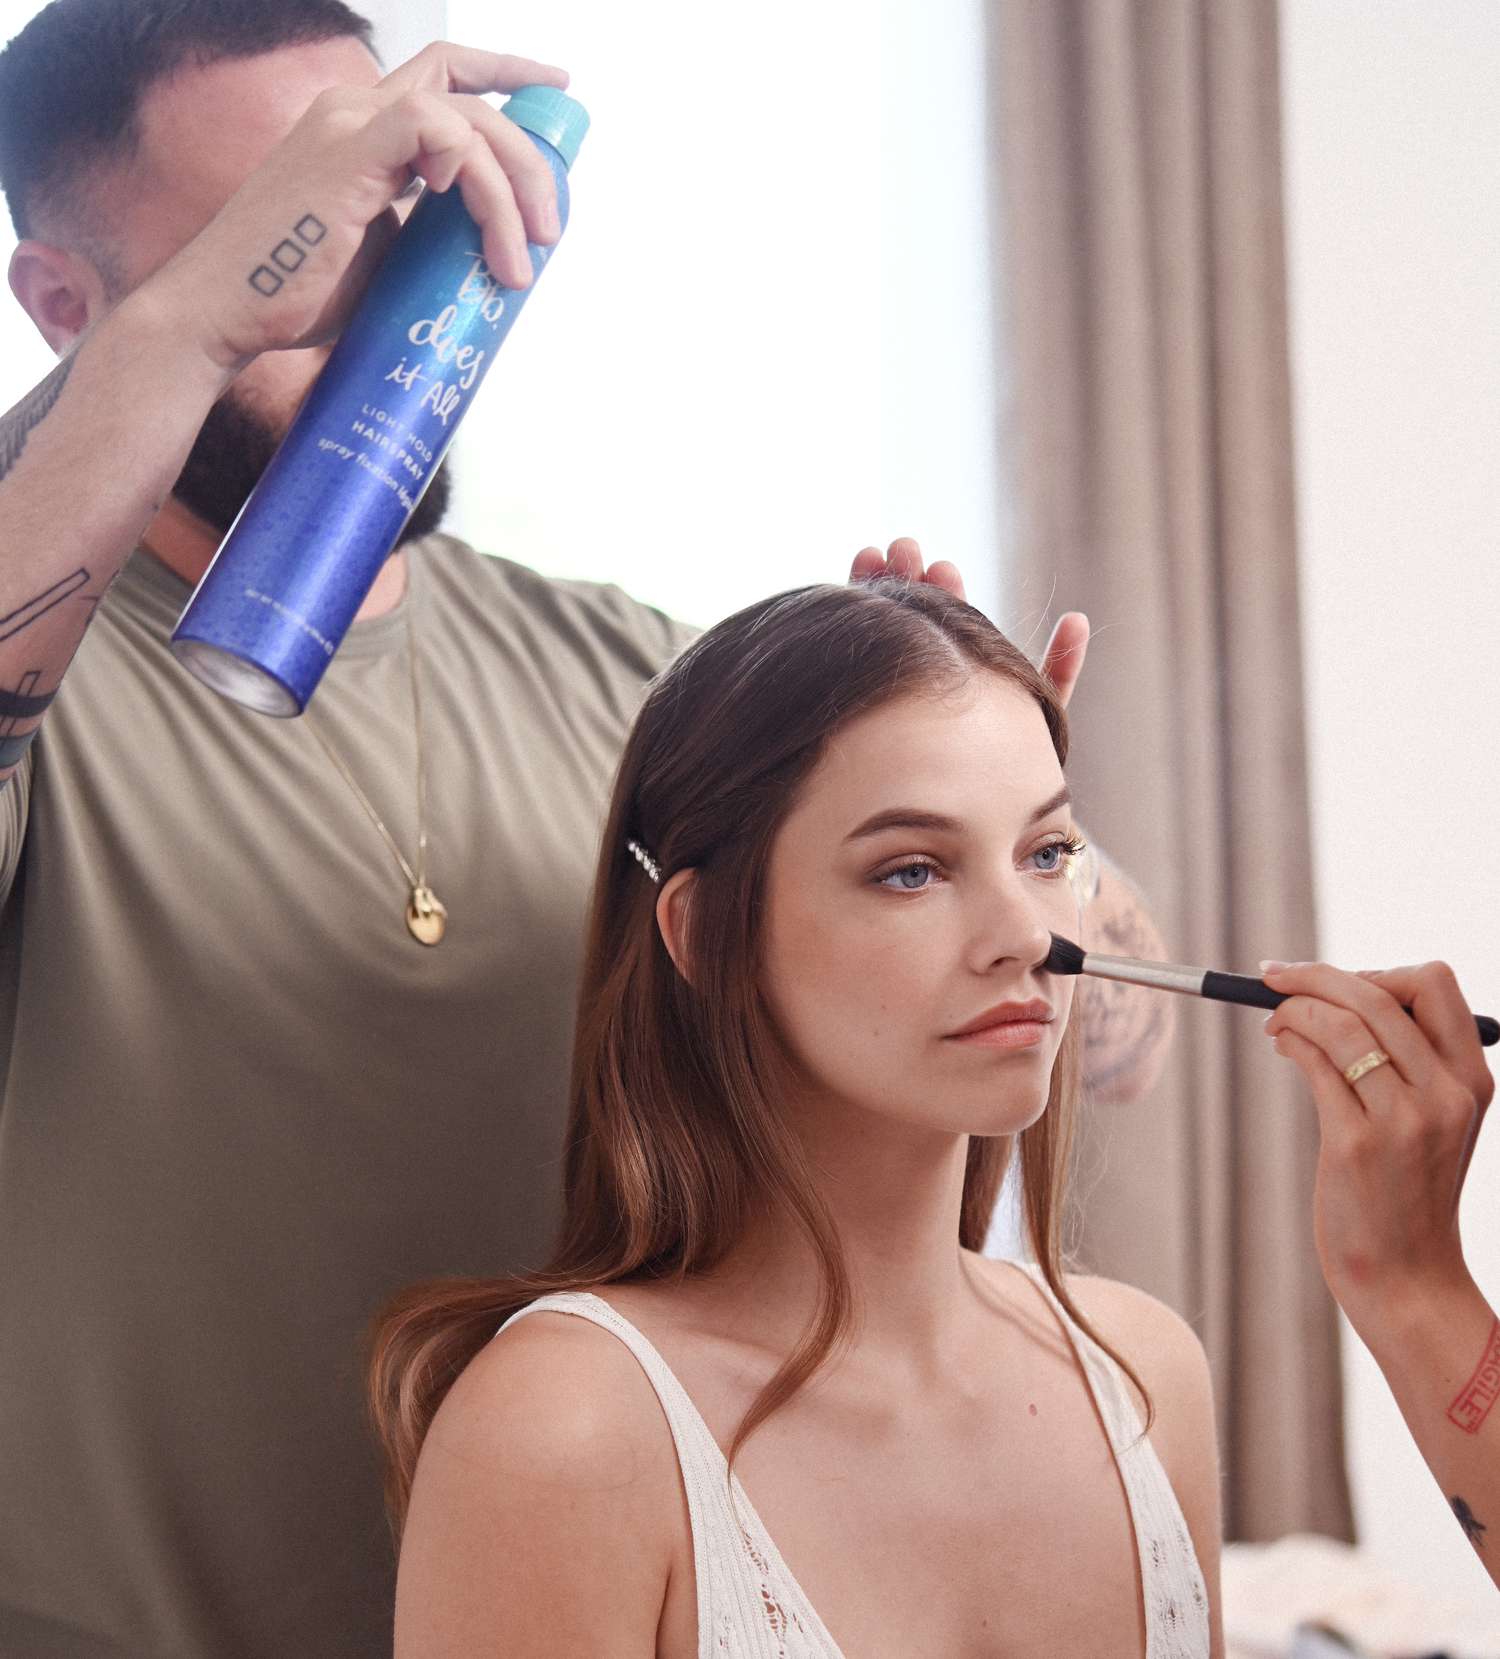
[1202, 971, 1500, 1048]
[1202, 971, 1286, 1013]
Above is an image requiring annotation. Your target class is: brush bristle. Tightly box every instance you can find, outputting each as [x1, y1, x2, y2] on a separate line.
[1044, 932, 1087, 976]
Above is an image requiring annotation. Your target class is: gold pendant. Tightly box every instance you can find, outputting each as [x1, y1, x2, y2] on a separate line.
[406, 884, 448, 946]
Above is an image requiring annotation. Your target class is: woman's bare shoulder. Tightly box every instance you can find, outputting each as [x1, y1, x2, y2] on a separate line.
[1063, 1272, 1212, 1405]
[394, 1306, 683, 1658]
[429, 1304, 683, 1492]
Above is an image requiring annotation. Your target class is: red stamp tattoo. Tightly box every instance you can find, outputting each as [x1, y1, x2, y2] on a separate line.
[1448, 1319, 1500, 1434]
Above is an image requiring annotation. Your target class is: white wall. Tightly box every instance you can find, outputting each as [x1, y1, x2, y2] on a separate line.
[442, 0, 1003, 627]
[358, 0, 442, 77]
[1281, 0, 1500, 1601]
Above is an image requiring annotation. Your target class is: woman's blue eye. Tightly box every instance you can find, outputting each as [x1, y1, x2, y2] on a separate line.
[879, 862, 935, 891]
[1030, 837, 1084, 876]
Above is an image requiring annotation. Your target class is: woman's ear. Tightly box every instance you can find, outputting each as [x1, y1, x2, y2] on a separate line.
[655, 868, 698, 984]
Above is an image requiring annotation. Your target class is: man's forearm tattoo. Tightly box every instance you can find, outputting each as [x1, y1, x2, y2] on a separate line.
[0, 674, 54, 723]
[0, 729, 38, 769]
[0, 669, 52, 770]
[1452, 1495, 1487, 1550]
[0, 569, 90, 642]
[1448, 1319, 1500, 1433]
[1079, 865, 1172, 1095]
[1084, 991, 1168, 1093]
[1093, 889, 1157, 959]
[0, 357, 76, 483]
[247, 213, 327, 297]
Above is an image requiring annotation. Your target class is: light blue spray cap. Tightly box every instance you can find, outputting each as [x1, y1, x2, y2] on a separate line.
[502, 86, 590, 170]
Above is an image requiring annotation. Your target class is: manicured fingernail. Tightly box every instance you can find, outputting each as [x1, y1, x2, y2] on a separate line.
[1259, 959, 1288, 974]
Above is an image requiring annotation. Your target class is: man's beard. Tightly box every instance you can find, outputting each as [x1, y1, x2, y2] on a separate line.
[171, 388, 453, 548]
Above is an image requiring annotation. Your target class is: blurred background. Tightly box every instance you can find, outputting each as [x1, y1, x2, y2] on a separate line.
[2, 0, 1497, 1639]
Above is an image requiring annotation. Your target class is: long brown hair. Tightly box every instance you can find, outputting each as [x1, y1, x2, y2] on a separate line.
[369, 579, 1146, 1530]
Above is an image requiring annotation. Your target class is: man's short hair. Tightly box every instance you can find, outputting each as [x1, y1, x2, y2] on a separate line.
[0, 0, 377, 242]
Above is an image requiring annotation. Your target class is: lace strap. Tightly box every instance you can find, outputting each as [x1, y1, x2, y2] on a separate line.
[1010, 1264, 1210, 1657]
[498, 1293, 846, 1657]
[499, 1292, 738, 1649]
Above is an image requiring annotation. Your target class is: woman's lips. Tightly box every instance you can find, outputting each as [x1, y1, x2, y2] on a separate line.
[947, 1020, 1050, 1050]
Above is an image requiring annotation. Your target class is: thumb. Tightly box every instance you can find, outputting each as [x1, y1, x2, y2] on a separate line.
[1040, 612, 1090, 708]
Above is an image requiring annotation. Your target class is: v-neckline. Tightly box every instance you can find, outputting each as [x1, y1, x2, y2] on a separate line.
[571, 1268, 1180, 1659]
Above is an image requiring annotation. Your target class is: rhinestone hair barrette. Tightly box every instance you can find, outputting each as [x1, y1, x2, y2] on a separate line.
[626, 839, 662, 884]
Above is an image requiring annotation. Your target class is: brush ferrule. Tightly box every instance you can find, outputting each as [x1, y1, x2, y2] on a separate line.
[1081, 953, 1207, 998]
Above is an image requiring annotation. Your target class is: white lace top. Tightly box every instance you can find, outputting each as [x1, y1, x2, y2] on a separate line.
[499, 1265, 1209, 1657]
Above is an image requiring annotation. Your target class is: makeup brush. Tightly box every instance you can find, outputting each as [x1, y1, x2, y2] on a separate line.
[1044, 933, 1500, 1048]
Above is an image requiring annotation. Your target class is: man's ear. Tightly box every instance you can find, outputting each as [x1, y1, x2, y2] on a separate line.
[8, 240, 110, 354]
[655, 868, 698, 984]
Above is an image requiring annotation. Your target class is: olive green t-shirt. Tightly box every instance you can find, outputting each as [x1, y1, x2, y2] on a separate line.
[0, 535, 693, 1657]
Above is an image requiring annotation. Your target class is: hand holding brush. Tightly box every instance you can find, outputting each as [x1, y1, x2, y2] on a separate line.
[1043, 933, 1499, 1047]
[1045, 936, 1500, 1587]
[1265, 960, 1497, 1590]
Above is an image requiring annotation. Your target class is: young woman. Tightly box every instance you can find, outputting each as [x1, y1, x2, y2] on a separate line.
[371, 579, 1224, 1656]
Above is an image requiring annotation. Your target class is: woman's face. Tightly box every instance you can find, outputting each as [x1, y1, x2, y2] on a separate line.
[760, 673, 1081, 1139]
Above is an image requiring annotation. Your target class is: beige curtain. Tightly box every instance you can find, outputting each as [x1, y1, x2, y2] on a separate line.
[994, 0, 1353, 1541]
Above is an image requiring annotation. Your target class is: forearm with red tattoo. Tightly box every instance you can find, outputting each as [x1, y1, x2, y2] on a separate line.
[1358, 1278, 1500, 1586]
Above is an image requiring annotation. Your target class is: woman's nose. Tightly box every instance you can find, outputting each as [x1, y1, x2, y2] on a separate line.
[970, 877, 1055, 974]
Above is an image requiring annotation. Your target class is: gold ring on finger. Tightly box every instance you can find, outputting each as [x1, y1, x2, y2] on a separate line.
[1343, 1049, 1391, 1086]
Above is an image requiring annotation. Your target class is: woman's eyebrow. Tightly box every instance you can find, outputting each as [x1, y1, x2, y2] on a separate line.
[844, 786, 1071, 844]
[1027, 784, 1072, 824]
[845, 808, 962, 843]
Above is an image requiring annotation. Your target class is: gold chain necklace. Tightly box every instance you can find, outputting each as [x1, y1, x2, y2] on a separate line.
[304, 607, 447, 946]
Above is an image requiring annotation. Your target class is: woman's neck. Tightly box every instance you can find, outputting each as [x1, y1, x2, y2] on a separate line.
[715, 1104, 993, 1379]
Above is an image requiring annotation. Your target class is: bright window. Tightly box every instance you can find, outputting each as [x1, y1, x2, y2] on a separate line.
[442, 0, 1006, 626]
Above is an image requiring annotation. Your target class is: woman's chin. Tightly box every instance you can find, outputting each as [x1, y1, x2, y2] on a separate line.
[960, 1099, 1051, 1139]
[892, 1092, 1052, 1140]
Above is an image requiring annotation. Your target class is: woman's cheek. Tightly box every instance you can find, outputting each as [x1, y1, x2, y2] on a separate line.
[761, 906, 862, 1041]
[1055, 978, 1076, 1034]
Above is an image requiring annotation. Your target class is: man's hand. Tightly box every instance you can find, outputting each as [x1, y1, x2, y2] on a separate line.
[849, 540, 1090, 710]
[151, 43, 569, 375]
[849, 537, 965, 602]
[1037, 610, 1089, 709]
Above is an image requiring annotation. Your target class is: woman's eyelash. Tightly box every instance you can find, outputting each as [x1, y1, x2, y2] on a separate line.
[873, 855, 943, 891]
[1034, 833, 1088, 875]
[872, 834, 1087, 891]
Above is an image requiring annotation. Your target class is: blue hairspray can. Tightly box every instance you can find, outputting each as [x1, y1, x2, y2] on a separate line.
[171, 85, 589, 715]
